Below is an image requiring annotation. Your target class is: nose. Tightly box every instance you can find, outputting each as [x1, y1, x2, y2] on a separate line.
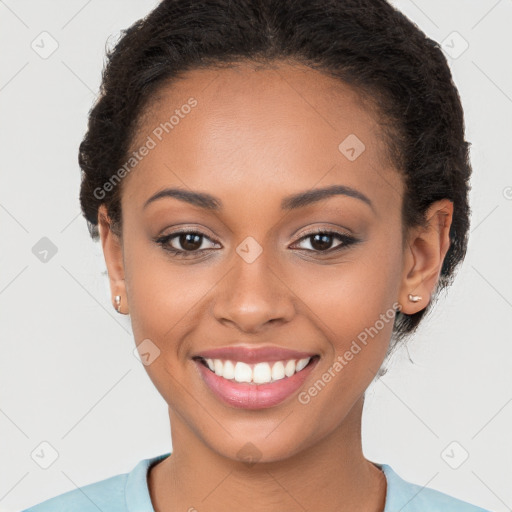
[211, 247, 296, 333]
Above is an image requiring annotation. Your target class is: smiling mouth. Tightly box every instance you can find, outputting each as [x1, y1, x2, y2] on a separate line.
[193, 355, 320, 385]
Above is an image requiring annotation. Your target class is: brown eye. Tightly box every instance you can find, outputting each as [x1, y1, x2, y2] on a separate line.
[155, 230, 219, 257]
[178, 233, 203, 251]
[309, 233, 336, 251]
[292, 230, 358, 253]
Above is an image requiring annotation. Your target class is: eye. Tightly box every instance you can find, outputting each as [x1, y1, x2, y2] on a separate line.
[155, 229, 220, 257]
[155, 227, 359, 259]
[291, 228, 358, 253]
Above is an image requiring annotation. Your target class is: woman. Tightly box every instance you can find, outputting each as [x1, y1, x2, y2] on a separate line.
[23, 0, 492, 510]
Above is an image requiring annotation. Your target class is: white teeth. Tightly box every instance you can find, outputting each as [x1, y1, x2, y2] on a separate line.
[223, 360, 235, 380]
[296, 358, 310, 372]
[284, 360, 296, 377]
[234, 362, 252, 383]
[214, 359, 223, 376]
[201, 357, 313, 384]
[253, 362, 272, 384]
[271, 361, 285, 381]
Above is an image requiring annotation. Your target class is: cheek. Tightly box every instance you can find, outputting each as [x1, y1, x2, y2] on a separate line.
[300, 272, 396, 380]
[296, 230, 402, 339]
[124, 228, 192, 312]
[294, 228, 402, 394]
[122, 247, 199, 406]
[292, 280, 397, 437]
[123, 237, 182, 345]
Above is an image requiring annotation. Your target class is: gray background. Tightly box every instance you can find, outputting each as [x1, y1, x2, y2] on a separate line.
[1, 1, 511, 511]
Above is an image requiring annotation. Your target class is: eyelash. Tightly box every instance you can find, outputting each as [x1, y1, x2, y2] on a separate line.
[155, 227, 359, 259]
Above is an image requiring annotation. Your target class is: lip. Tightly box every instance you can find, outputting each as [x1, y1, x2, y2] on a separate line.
[194, 355, 320, 409]
[194, 345, 318, 364]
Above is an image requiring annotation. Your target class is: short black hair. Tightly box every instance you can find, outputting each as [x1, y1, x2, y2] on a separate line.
[78, 0, 472, 345]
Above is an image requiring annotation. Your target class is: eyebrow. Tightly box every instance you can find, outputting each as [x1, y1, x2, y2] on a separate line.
[143, 184, 374, 212]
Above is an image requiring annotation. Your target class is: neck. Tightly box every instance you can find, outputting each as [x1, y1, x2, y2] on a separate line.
[148, 397, 386, 512]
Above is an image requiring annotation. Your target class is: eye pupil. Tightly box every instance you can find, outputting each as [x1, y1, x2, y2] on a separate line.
[180, 233, 202, 251]
[311, 233, 333, 251]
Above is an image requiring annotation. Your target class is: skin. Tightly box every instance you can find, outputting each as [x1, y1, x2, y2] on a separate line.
[98, 60, 453, 511]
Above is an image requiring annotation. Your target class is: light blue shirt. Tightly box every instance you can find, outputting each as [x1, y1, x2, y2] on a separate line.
[22, 452, 492, 511]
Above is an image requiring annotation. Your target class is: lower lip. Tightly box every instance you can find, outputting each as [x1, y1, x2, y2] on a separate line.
[194, 357, 319, 409]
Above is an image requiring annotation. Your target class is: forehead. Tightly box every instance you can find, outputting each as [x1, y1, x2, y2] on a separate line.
[123, 60, 402, 214]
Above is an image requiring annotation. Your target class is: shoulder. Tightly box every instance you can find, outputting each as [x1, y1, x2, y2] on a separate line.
[21, 453, 170, 512]
[21, 473, 128, 512]
[380, 464, 492, 512]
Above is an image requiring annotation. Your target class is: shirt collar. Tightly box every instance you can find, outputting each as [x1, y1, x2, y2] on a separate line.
[125, 452, 171, 511]
[126, 454, 404, 511]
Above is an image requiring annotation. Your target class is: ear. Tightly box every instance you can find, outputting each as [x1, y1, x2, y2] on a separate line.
[398, 199, 454, 315]
[97, 204, 128, 314]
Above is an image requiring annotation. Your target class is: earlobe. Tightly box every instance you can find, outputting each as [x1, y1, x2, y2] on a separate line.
[398, 199, 454, 315]
[97, 205, 128, 314]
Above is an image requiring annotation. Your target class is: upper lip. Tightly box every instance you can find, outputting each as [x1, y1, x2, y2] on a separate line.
[193, 345, 318, 364]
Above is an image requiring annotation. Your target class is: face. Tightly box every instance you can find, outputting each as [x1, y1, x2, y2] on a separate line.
[99, 60, 450, 463]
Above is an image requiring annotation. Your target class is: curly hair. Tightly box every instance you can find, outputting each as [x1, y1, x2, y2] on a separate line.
[78, 0, 472, 346]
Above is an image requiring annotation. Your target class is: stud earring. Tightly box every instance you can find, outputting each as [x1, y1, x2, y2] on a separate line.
[408, 293, 422, 303]
[114, 295, 122, 313]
